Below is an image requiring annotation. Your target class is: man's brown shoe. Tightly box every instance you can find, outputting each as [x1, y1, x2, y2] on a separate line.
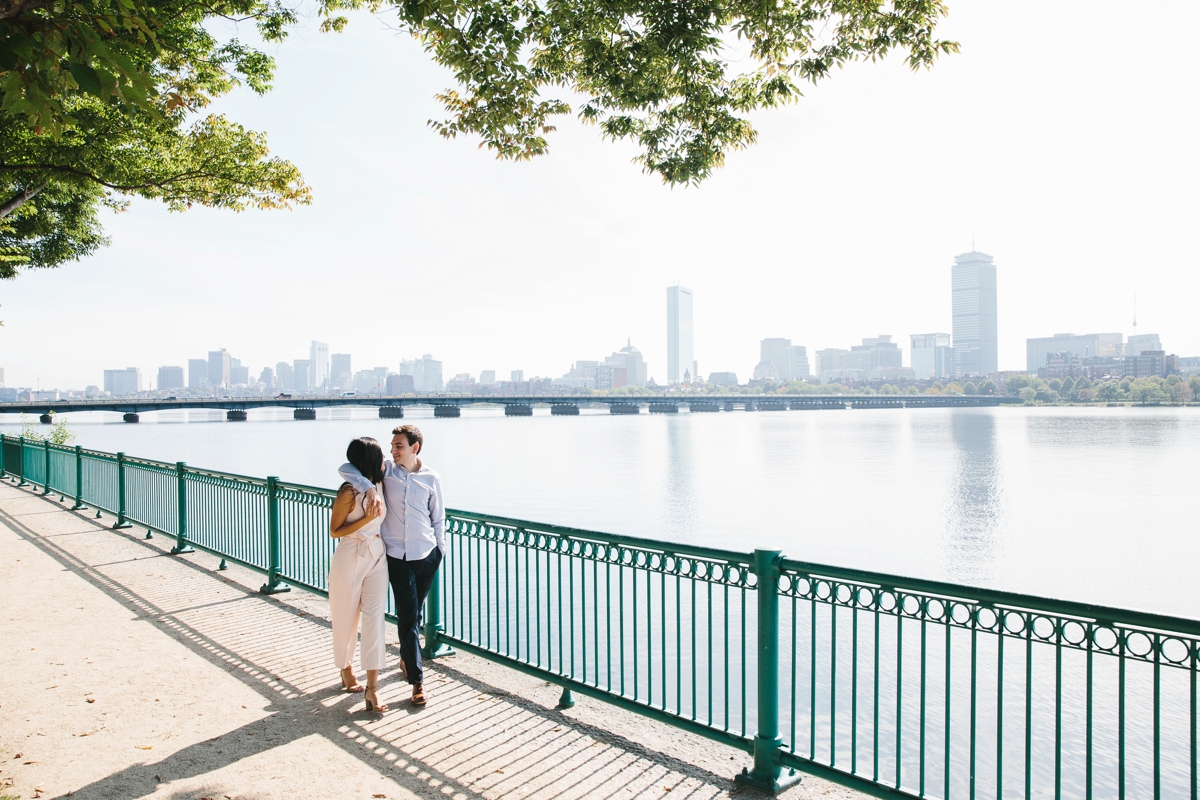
[411, 683, 427, 706]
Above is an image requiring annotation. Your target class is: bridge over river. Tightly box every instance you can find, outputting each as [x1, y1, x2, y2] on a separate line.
[3, 393, 1019, 422]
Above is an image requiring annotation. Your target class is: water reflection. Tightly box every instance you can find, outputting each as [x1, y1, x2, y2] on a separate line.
[942, 411, 1004, 583]
[660, 417, 699, 543]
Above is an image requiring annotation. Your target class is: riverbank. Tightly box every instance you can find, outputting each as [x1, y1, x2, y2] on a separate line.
[0, 481, 863, 800]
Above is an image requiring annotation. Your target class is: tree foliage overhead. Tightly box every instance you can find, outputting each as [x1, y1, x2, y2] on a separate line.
[322, 0, 958, 184]
[0, 0, 956, 277]
[0, 1, 309, 276]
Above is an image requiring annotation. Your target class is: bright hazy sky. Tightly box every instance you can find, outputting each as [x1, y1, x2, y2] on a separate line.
[2, 1, 1198, 390]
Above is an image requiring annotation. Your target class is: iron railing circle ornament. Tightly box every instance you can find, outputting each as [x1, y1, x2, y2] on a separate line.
[949, 602, 972, 626]
[926, 598, 946, 622]
[1124, 631, 1154, 658]
[877, 590, 898, 613]
[1002, 609, 1026, 636]
[975, 606, 998, 630]
[1031, 615, 1056, 641]
[1160, 637, 1190, 665]
[1062, 620, 1089, 647]
[1092, 625, 1119, 652]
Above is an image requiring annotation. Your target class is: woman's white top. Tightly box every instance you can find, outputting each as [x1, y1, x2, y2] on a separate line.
[339, 483, 386, 559]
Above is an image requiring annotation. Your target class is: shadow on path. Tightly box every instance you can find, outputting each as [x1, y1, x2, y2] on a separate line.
[0, 485, 741, 800]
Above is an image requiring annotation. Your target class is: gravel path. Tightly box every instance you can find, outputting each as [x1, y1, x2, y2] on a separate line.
[0, 481, 867, 800]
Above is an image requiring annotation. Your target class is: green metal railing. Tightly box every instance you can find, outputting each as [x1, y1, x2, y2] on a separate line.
[1, 433, 1196, 798]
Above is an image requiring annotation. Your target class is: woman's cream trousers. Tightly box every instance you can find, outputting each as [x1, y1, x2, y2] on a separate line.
[328, 530, 388, 671]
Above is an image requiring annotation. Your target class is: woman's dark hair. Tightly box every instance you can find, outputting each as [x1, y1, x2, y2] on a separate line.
[346, 437, 385, 485]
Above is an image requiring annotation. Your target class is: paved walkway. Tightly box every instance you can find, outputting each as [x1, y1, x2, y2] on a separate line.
[0, 481, 864, 800]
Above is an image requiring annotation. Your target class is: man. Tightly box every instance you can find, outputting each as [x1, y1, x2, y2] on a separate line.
[339, 424, 445, 706]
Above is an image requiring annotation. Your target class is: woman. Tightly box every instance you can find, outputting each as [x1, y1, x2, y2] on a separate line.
[328, 436, 390, 712]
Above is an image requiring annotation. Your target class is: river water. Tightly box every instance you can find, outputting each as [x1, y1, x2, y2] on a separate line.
[3, 404, 1195, 618]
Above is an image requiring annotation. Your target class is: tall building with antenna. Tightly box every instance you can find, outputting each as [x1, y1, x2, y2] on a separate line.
[951, 250, 998, 378]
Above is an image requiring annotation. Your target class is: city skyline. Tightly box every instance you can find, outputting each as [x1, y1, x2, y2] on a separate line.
[4, 286, 1184, 394]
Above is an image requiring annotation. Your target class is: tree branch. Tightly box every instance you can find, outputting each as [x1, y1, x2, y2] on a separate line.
[0, 162, 262, 194]
[0, 180, 46, 218]
[0, 0, 53, 21]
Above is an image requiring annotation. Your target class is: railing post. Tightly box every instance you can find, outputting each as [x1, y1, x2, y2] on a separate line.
[258, 476, 290, 594]
[17, 436, 27, 486]
[42, 439, 51, 494]
[421, 557, 454, 658]
[170, 462, 194, 554]
[737, 549, 801, 793]
[113, 452, 131, 528]
[0, 434, 6, 479]
[72, 445, 84, 509]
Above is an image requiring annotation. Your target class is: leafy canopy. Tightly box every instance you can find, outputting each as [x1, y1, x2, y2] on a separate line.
[0, 0, 956, 276]
[0, 1, 309, 275]
[321, 0, 958, 184]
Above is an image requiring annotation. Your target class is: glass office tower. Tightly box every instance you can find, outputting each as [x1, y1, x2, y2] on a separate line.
[666, 285, 695, 384]
[951, 251, 998, 378]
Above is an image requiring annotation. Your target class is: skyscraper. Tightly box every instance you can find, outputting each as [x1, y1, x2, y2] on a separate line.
[157, 366, 184, 391]
[754, 338, 810, 381]
[666, 285, 695, 384]
[103, 368, 142, 396]
[951, 251, 998, 378]
[604, 340, 649, 386]
[911, 333, 953, 380]
[276, 362, 294, 392]
[310, 341, 329, 390]
[1126, 333, 1162, 357]
[293, 359, 311, 392]
[331, 353, 352, 390]
[188, 359, 208, 389]
[208, 349, 231, 388]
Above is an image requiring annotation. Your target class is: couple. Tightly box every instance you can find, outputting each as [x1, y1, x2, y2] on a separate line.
[326, 424, 445, 713]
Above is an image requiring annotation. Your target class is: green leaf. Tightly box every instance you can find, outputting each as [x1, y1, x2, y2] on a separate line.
[0, 39, 18, 71]
[68, 63, 103, 97]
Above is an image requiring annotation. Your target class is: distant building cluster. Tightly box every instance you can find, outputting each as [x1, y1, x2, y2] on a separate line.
[1025, 331, 1179, 380]
[6, 248, 1196, 402]
[555, 340, 649, 390]
[92, 343, 455, 399]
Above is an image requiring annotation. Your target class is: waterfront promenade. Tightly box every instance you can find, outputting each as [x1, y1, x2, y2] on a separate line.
[0, 481, 862, 800]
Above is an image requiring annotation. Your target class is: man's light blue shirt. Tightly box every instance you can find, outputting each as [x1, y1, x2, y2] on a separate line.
[338, 459, 445, 561]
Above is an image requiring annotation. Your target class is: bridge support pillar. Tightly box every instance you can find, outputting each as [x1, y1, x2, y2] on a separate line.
[39, 414, 52, 424]
[648, 403, 678, 414]
[724, 402, 736, 412]
[122, 413, 139, 423]
[736, 549, 801, 794]
[550, 404, 579, 415]
[379, 406, 404, 419]
[504, 405, 533, 416]
[609, 404, 639, 415]
[293, 408, 316, 420]
[433, 406, 461, 418]
[226, 409, 247, 422]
